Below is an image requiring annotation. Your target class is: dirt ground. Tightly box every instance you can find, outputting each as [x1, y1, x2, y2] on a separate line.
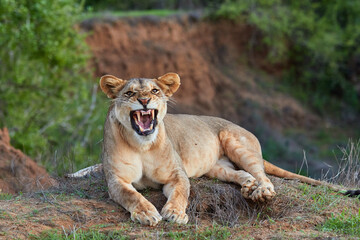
[1, 175, 359, 239]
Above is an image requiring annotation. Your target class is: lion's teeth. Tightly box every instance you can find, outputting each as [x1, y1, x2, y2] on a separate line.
[151, 110, 154, 119]
[136, 111, 141, 121]
[140, 110, 151, 116]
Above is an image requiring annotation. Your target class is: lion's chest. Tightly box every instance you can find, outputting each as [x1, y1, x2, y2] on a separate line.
[131, 151, 176, 188]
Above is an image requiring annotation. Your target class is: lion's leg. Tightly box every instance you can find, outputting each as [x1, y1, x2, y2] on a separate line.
[219, 131, 276, 202]
[205, 157, 258, 199]
[161, 170, 190, 224]
[106, 175, 162, 226]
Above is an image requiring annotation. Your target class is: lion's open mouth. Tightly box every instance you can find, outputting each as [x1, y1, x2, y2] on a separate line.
[130, 109, 158, 136]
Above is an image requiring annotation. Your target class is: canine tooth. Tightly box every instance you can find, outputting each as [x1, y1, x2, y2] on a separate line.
[136, 111, 141, 121]
[151, 110, 154, 119]
[150, 124, 153, 130]
[139, 125, 144, 132]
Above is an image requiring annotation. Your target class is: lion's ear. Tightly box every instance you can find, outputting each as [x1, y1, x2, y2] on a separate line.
[100, 75, 127, 99]
[156, 73, 181, 97]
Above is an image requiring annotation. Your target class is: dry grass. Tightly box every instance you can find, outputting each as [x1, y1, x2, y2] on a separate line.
[188, 179, 255, 226]
[329, 139, 360, 189]
[186, 176, 316, 227]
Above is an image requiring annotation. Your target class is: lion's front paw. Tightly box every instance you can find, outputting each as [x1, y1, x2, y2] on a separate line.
[131, 203, 162, 226]
[161, 202, 188, 224]
[240, 178, 258, 199]
[250, 182, 276, 202]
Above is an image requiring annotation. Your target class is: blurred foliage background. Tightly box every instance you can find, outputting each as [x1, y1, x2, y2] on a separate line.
[82, 0, 223, 11]
[215, 0, 360, 114]
[0, 0, 359, 175]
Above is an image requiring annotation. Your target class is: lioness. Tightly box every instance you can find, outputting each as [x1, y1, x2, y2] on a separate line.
[96, 72, 341, 226]
[65, 73, 358, 225]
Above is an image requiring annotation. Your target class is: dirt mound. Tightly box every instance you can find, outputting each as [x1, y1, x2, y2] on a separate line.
[0, 128, 56, 194]
[1, 174, 358, 239]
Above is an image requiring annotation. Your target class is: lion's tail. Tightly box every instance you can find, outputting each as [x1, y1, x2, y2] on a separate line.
[65, 163, 103, 178]
[263, 160, 343, 192]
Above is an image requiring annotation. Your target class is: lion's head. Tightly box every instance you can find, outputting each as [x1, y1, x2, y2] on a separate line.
[100, 73, 180, 138]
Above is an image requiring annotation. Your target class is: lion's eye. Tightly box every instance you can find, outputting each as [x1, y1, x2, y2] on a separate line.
[151, 89, 159, 94]
[124, 91, 134, 97]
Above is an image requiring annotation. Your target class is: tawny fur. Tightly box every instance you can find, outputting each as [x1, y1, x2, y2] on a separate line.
[68, 73, 350, 226]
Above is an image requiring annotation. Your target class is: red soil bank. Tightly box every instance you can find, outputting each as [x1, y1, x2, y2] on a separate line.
[0, 128, 56, 194]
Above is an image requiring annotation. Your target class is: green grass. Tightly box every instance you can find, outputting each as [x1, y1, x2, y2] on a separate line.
[320, 209, 360, 237]
[0, 210, 12, 220]
[0, 193, 13, 200]
[167, 225, 231, 240]
[30, 229, 129, 240]
[297, 184, 345, 213]
[31, 225, 231, 240]
[80, 9, 184, 21]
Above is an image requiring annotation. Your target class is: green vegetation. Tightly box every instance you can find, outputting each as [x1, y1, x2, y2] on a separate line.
[0, 210, 12, 220]
[167, 225, 231, 240]
[80, 9, 182, 21]
[82, 0, 222, 11]
[215, 0, 360, 114]
[0, 193, 13, 200]
[297, 184, 344, 213]
[0, 0, 106, 174]
[30, 229, 129, 240]
[31, 225, 231, 240]
[320, 209, 360, 237]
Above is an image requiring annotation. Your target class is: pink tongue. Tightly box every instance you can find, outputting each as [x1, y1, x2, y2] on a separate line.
[139, 115, 151, 129]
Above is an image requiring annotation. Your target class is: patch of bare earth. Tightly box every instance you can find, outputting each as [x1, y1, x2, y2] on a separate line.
[1, 173, 359, 239]
[0, 128, 56, 194]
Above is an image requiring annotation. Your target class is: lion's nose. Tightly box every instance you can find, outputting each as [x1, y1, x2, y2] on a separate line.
[138, 98, 150, 107]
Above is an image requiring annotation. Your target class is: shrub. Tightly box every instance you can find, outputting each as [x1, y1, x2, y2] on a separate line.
[0, 0, 104, 173]
[82, 0, 224, 11]
[215, 0, 360, 113]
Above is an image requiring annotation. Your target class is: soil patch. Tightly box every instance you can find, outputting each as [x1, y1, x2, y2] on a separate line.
[0, 128, 56, 194]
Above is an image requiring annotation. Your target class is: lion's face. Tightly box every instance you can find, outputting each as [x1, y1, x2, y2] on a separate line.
[114, 78, 165, 137]
[100, 73, 180, 138]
